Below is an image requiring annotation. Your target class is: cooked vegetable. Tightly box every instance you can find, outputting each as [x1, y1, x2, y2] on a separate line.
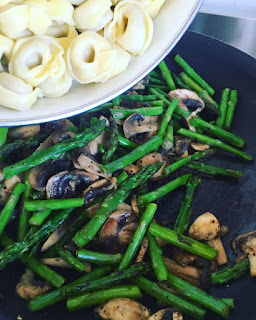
[215, 88, 231, 128]
[158, 60, 176, 91]
[157, 98, 178, 139]
[77, 249, 122, 265]
[225, 90, 238, 130]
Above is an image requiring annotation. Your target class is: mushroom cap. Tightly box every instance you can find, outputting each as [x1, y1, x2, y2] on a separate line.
[95, 298, 150, 320]
[147, 309, 183, 320]
[124, 164, 140, 176]
[123, 113, 159, 145]
[75, 153, 110, 178]
[8, 125, 40, 140]
[168, 89, 205, 112]
[174, 135, 191, 156]
[136, 153, 167, 179]
[232, 231, 256, 257]
[188, 212, 220, 241]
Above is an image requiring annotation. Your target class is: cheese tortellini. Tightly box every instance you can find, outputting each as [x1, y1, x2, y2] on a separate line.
[105, 0, 153, 56]
[0, 0, 166, 111]
[67, 31, 130, 84]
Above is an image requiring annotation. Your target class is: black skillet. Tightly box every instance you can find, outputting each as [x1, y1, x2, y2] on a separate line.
[0, 31, 256, 320]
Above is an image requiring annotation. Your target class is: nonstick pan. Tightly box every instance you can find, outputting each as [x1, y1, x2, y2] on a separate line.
[0, 31, 256, 320]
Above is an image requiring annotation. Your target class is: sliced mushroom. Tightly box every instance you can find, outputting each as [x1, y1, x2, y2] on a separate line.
[29, 159, 71, 192]
[8, 125, 40, 140]
[147, 308, 183, 320]
[45, 119, 77, 134]
[132, 76, 149, 90]
[174, 135, 191, 156]
[41, 257, 91, 272]
[0, 175, 21, 205]
[41, 223, 68, 252]
[135, 237, 148, 263]
[190, 141, 210, 151]
[16, 269, 51, 300]
[87, 116, 109, 156]
[188, 212, 228, 266]
[232, 231, 256, 276]
[36, 130, 75, 151]
[95, 298, 150, 320]
[83, 177, 117, 205]
[131, 194, 140, 216]
[123, 113, 159, 145]
[99, 210, 138, 253]
[124, 164, 140, 176]
[75, 154, 110, 179]
[46, 170, 97, 199]
[86, 202, 102, 219]
[136, 153, 167, 179]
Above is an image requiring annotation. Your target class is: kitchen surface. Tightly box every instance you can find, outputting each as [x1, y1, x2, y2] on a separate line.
[189, 0, 256, 58]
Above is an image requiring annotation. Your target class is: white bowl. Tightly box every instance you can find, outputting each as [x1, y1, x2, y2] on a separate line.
[0, 0, 203, 126]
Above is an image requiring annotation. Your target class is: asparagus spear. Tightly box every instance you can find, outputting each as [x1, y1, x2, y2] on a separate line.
[186, 161, 243, 179]
[164, 149, 215, 176]
[132, 275, 206, 320]
[149, 222, 217, 260]
[158, 60, 176, 91]
[0, 208, 74, 270]
[215, 89, 231, 128]
[146, 84, 169, 91]
[17, 172, 33, 241]
[211, 259, 250, 285]
[87, 103, 113, 113]
[0, 182, 25, 238]
[174, 55, 215, 96]
[25, 198, 84, 211]
[28, 265, 113, 311]
[29, 209, 52, 226]
[73, 163, 162, 248]
[179, 72, 204, 94]
[57, 248, 87, 273]
[0, 127, 8, 148]
[3, 120, 106, 179]
[149, 77, 166, 85]
[166, 272, 230, 317]
[112, 94, 156, 105]
[177, 128, 252, 161]
[138, 173, 192, 206]
[118, 203, 157, 270]
[63, 263, 150, 296]
[225, 90, 238, 130]
[77, 249, 122, 265]
[67, 285, 141, 311]
[162, 123, 174, 151]
[0, 233, 66, 288]
[110, 106, 163, 119]
[101, 135, 162, 173]
[171, 72, 192, 90]
[118, 135, 138, 150]
[158, 98, 178, 139]
[148, 232, 168, 281]
[174, 176, 201, 234]
[102, 119, 118, 164]
[150, 70, 162, 79]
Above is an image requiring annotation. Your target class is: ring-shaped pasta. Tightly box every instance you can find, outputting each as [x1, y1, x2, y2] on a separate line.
[46, 0, 74, 25]
[105, 0, 153, 56]
[9, 36, 66, 87]
[135, 0, 165, 19]
[0, 34, 14, 71]
[0, 0, 22, 7]
[0, 72, 41, 111]
[73, 0, 112, 30]
[46, 23, 78, 51]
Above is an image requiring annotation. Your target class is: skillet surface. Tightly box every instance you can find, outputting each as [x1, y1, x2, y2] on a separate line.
[0, 31, 256, 320]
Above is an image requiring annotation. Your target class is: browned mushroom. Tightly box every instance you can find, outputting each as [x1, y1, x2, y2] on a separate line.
[95, 298, 150, 320]
[131, 194, 140, 216]
[190, 141, 210, 151]
[83, 177, 117, 205]
[136, 153, 167, 179]
[41, 223, 68, 252]
[41, 257, 91, 272]
[74, 153, 110, 179]
[99, 210, 138, 253]
[135, 237, 148, 263]
[188, 212, 228, 266]
[123, 113, 159, 145]
[0, 174, 21, 205]
[174, 135, 191, 156]
[16, 269, 51, 300]
[147, 308, 183, 320]
[124, 164, 140, 176]
[87, 116, 109, 155]
[8, 125, 40, 140]
[232, 231, 256, 276]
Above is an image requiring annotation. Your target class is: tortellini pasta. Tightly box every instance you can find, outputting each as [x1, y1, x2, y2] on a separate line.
[67, 31, 130, 84]
[74, 0, 112, 31]
[0, 0, 165, 111]
[0, 72, 41, 110]
[105, 0, 153, 56]
[135, 0, 165, 19]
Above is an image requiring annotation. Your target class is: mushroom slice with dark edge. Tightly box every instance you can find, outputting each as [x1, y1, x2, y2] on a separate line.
[28, 159, 71, 192]
[174, 135, 191, 156]
[232, 231, 256, 276]
[75, 154, 110, 179]
[188, 212, 228, 266]
[16, 269, 51, 300]
[45, 119, 77, 134]
[46, 170, 98, 199]
[147, 308, 183, 320]
[36, 130, 76, 151]
[87, 116, 109, 156]
[83, 177, 117, 205]
[8, 125, 40, 140]
[41, 222, 68, 252]
[95, 298, 150, 320]
[131, 194, 140, 216]
[190, 141, 210, 151]
[135, 237, 148, 263]
[0, 174, 21, 205]
[99, 210, 138, 253]
[136, 153, 167, 179]
[123, 113, 159, 145]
